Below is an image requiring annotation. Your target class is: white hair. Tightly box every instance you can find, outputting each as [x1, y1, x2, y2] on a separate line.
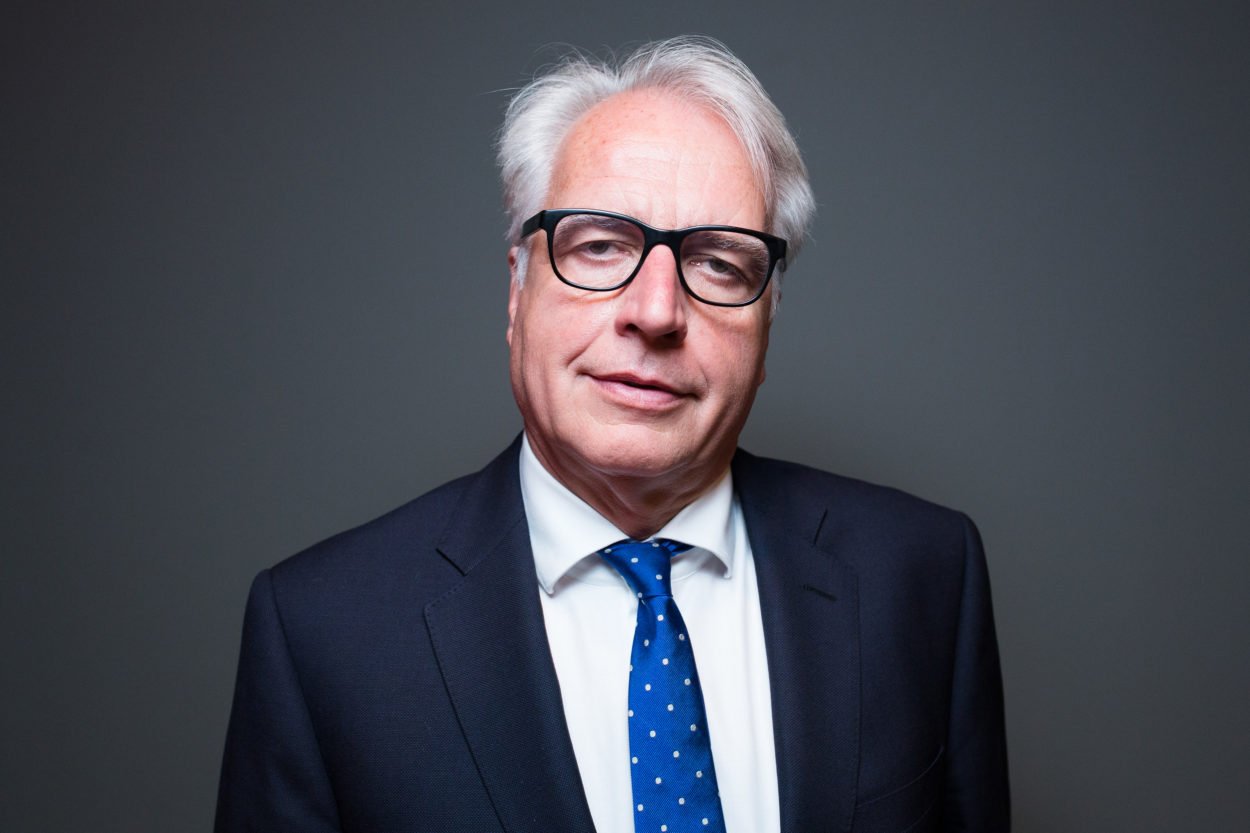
[497, 36, 815, 311]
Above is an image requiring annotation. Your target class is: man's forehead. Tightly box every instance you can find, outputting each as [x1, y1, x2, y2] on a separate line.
[546, 89, 765, 231]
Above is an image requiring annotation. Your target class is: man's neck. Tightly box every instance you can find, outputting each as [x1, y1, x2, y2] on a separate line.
[525, 434, 730, 540]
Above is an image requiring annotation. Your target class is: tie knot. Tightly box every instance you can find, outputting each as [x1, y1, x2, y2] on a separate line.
[599, 539, 692, 599]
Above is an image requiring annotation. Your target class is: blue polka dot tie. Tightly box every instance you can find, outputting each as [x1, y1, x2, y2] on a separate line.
[599, 539, 727, 833]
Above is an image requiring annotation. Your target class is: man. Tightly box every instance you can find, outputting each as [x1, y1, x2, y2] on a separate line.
[216, 37, 1009, 833]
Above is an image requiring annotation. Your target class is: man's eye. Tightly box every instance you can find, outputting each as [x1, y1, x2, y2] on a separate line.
[688, 255, 747, 282]
[572, 238, 639, 260]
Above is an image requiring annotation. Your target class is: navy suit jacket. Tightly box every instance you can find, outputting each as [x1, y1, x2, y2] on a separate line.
[216, 439, 1009, 832]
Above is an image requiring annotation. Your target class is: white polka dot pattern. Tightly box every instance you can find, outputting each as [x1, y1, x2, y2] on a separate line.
[600, 539, 726, 833]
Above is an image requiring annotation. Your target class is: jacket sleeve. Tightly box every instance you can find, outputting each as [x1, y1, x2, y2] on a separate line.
[215, 569, 342, 833]
[943, 516, 1011, 831]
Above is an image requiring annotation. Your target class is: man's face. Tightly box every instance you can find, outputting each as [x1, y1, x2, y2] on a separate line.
[507, 89, 772, 499]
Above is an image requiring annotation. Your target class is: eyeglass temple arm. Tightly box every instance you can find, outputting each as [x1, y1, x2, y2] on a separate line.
[520, 212, 546, 239]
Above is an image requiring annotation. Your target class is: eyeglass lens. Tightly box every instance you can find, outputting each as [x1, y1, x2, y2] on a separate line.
[551, 213, 771, 304]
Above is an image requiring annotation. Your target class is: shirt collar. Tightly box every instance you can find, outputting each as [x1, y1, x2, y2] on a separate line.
[519, 434, 736, 595]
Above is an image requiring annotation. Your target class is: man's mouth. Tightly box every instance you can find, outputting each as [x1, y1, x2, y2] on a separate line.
[590, 373, 689, 409]
[598, 373, 679, 393]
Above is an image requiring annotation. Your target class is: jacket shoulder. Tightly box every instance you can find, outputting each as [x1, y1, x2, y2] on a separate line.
[265, 437, 524, 609]
[733, 449, 977, 573]
[276, 471, 468, 570]
[735, 449, 968, 524]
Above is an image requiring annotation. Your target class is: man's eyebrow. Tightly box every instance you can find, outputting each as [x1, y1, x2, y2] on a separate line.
[695, 232, 764, 251]
[562, 214, 635, 231]
[692, 231, 768, 258]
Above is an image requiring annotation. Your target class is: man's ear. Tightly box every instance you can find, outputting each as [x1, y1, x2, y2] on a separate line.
[506, 246, 521, 346]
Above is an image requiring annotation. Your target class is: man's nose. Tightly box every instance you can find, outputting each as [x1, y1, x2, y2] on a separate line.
[614, 244, 688, 342]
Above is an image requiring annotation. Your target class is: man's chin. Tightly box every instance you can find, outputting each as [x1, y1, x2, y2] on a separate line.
[567, 431, 704, 483]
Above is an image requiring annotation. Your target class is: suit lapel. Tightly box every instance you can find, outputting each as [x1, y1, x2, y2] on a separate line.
[425, 440, 597, 833]
[424, 443, 861, 832]
[735, 451, 861, 833]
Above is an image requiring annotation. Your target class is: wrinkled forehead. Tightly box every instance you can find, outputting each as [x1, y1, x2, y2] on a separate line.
[546, 90, 766, 233]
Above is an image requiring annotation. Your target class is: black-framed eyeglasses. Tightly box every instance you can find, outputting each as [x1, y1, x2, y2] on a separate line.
[520, 208, 787, 307]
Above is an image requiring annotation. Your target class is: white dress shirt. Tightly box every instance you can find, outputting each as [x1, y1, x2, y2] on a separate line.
[519, 435, 780, 833]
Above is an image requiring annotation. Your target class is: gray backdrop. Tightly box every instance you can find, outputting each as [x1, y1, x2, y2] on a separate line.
[4, 2, 1247, 831]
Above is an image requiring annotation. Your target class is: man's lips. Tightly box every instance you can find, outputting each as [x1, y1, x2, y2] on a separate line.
[589, 372, 691, 409]
[595, 372, 683, 394]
